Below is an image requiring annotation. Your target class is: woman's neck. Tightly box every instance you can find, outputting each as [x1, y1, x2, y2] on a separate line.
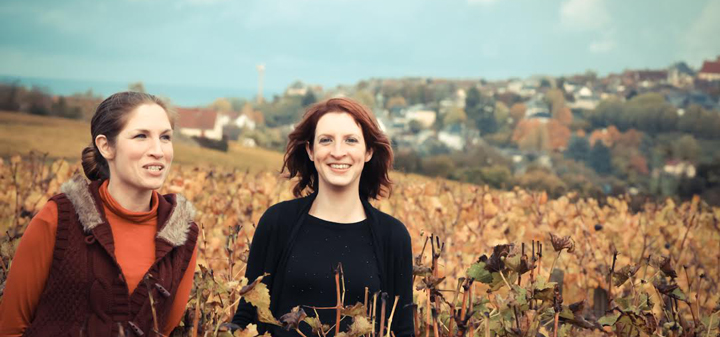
[107, 179, 153, 212]
[309, 185, 366, 223]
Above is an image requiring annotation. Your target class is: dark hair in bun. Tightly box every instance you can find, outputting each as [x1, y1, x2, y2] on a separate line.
[82, 91, 171, 181]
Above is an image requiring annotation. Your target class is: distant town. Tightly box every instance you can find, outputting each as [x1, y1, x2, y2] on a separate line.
[2, 56, 720, 206]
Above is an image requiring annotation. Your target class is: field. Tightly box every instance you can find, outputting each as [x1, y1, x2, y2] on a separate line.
[0, 111, 284, 171]
[1, 113, 720, 337]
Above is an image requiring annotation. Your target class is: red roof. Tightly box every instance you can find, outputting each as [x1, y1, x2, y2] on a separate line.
[699, 60, 720, 75]
[176, 107, 218, 130]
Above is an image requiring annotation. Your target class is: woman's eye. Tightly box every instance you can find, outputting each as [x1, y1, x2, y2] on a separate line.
[134, 134, 147, 139]
[346, 138, 358, 143]
[162, 135, 172, 141]
[319, 138, 332, 144]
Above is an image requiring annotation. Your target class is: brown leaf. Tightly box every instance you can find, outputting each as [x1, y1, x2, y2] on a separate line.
[653, 256, 677, 278]
[341, 303, 367, 317]
[279, 306, 307, 331]
[549, 233, 575, 253]
[612, 264, 639, 287]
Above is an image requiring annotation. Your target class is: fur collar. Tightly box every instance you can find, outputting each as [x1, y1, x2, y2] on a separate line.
[60, 175, 196, 247]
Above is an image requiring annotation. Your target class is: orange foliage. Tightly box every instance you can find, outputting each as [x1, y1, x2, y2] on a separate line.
[554, 106, 573, 126]
[630, 154, 649, 175]
[513, 119, 570, 151]
[546, 120, 571, 150]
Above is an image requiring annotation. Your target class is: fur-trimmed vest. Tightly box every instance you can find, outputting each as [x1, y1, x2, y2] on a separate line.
[23, 176, 199, 337]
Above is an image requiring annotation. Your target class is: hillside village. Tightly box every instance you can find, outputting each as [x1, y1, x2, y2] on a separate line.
[2, 56, 720, 205]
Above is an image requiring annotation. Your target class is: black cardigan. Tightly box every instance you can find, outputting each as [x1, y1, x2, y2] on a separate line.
[232, 192, 415, 337]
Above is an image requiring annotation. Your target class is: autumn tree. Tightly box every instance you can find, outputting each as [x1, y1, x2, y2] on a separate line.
[352, 90, 374, 109]
[211, 98, 232, 112]
[386, 95, 407, 110]
[443, 106, 466, 126]
[509, 103, 526, 126]
[513, 119, 550, 152]
[128, 82, 146, 93]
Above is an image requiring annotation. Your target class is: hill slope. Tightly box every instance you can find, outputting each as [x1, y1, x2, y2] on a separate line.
[0, 111, 283, 171]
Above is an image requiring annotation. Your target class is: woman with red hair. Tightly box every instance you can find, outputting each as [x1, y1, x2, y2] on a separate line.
[232, 97, 414, 336]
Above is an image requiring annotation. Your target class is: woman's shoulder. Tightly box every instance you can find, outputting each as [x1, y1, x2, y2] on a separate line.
[262, 194, 313, 219]
[368, 206, 410, 239]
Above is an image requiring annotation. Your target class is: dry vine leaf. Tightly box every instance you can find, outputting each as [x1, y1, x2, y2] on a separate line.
[347, 316, 373, 337]
[279, 306, 307, 331]
[233, 323, 258, 337]
[549, 233, 575, 253]
[341, 303, 367, 317]
[241, 275, 280, 326]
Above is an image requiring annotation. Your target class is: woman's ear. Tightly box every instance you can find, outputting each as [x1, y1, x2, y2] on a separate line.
[305, 141, 314, 162]
[95, 135, 115, 160]
[365, 147, 373, 163]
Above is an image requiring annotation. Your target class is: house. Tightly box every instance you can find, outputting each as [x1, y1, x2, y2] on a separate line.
[569, 86, 601, 110]
[285, 81, 309, 96]
[524, 97, 551, 121]
[663, 160, 696, 178]
[666, 90, 718, 111]
[176, 107, 223, 140]
[217, 112, 257, 131]
[623, 69, 668, 87]
[438, 124, 465, 151]
[698, 56, 720, 82]
[405, 106, 437, 128]
[667, 62, 695, 87]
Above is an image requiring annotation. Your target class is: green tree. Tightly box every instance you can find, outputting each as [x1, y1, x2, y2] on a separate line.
[565, 136, 590, 163]
[674, 135, 700, 163]
[302, 90, 317, 107]
[421, 155, 455, 177]
[465, 87, 497, 135]
[408, 119, 424, 134]
[589, 142, 613, 175]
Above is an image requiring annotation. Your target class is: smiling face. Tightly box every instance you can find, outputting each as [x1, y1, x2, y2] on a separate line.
[307, 112, 373, 194]
[99, 103, 174, 194]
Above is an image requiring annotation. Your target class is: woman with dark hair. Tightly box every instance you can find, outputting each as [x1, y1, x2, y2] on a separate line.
[232, 97, 414, 337]
[0, 92, 198, 337]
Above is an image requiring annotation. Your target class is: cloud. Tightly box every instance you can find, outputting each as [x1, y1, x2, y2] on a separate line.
[588, 36, 615, 53]
[559, 0, 609, 32]
[681, 0, 720, 66]
[560, 0, 616, 53]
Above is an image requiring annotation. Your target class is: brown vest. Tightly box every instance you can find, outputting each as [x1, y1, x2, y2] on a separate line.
[23, 176, 198, 337]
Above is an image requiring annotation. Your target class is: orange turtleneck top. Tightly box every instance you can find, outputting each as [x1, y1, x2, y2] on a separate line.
[0, 181, 198, 336]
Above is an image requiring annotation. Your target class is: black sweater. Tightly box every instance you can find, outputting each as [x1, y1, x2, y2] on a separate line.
[273, 215, 381, 336]
[232, 193, 415, 337]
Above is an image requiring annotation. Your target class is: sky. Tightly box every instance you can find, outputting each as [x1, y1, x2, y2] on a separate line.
[1, 0, 719, 94]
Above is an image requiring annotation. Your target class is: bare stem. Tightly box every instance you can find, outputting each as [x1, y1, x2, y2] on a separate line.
[385, 296, 399, 337]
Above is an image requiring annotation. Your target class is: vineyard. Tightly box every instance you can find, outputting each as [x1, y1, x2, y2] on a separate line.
[1, 153, 719, 337]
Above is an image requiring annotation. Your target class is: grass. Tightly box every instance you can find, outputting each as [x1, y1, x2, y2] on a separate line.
[0, 111, 284, 171]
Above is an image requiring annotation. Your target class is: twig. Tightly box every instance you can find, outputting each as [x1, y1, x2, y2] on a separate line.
[380, 293, 388, 337]
[334, 263, 343, 336]
[385, 296, 399, 337]
[191, 287, 201, 337]
[372, 292, 378, 337]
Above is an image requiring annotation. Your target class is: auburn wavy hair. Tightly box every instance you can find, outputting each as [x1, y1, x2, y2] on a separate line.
[282, 97, 393, 199]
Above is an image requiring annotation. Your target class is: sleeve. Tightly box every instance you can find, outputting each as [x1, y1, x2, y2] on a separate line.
[231, 206, 278, 328]
[391, 221, 415, 337]
[162, 243, 198, 336]
[0, 200, 58, 337]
